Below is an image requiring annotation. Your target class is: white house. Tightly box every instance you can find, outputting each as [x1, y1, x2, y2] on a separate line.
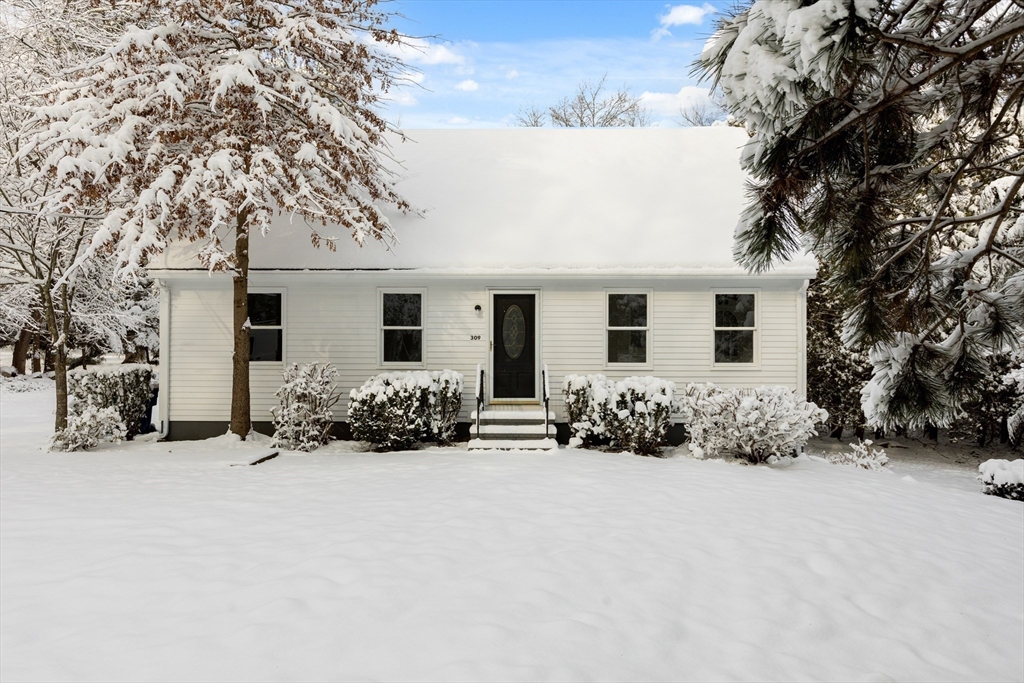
[150, 127, 817, 446]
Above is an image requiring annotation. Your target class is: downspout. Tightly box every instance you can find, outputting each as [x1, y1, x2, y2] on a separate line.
[156, 280, 171, 439]
[797, 279, 809, 400]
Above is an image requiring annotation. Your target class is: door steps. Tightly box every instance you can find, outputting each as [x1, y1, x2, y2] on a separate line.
[469, 408, 558, 451]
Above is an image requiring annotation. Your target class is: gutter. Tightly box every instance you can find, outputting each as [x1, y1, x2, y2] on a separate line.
[156, 280, 171, 439]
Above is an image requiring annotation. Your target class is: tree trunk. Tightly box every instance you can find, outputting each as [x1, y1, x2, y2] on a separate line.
[229, 222, 251, 438]
[12, 328, 31, 375]
[52, 344, 68, 433]
[31, 333, 41, 373]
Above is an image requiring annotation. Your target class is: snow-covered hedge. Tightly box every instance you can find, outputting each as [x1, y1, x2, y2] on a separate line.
[271, 363, 341, 452]
[562, 374, 675, 455]
[826, 440, 889, 471]
[348, 371, 464, 451]
[978, 459, 1024, 501]
[51, 406, 126, 452]
[679, 383, 828, 464]
[52, 364, 154, 451]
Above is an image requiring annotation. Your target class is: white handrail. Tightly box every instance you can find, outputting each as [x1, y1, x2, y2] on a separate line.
[542, 364, 551, 437]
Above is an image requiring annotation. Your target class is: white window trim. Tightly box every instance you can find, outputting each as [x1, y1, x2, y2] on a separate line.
[604, 289, 654, 370]
[248, 287, 286, 364]
[710, 289, 760, 369]
[378, 288, 427, 368]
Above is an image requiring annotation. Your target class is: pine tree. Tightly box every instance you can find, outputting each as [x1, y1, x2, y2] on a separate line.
[807, 268, 872, 437]
[22, 0, 411, 437]
[695, 0, 1024, 431]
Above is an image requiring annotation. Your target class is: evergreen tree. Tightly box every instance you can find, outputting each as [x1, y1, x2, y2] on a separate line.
[696, 0, 1024, 431]
[807, 269, 872, 437]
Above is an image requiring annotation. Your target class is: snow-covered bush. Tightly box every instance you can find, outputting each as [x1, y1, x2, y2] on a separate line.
[348, 371, 463, 451]
[978, 459, 1024, 501]
[827, 440, 889, 471]
[562, 374, 611, 447]
[426, 370, 463, 446]
[680, 384, 828, 464]
[271, 363, 341, 452]
[562, 374, 675, 455]
[66, 364, 154, 440]
[50, 406, 126, 452]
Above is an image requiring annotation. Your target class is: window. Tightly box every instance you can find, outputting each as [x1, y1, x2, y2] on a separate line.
[714, 293, 756, 364]
[248, 293, 282, 362]
[607, 293, 648, 364]
[382, 292, 422, 363]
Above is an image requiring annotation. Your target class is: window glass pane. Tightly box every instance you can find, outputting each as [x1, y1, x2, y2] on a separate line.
[715, 330, 754, 363]
[608, 330, 647, 364]
[250, 328, 282, 362]
[383, 329, 422, 363]
[608, 294, 647, 328]
[383, 293, 421, 327]
[715, 294, 756, 328]
[247, 293, 281, 327]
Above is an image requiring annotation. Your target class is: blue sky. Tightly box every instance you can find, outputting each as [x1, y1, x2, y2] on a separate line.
[384, 1, 732, 128]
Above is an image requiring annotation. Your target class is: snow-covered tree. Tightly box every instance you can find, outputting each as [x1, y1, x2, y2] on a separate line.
[23, 0, 411, 437]
[696, 0, 1024, 431]
[807, 268, 872, 437]
[1, 0, 128, 428]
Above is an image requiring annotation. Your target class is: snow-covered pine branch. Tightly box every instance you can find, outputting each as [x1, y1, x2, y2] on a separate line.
[696, 0, 1024, 431]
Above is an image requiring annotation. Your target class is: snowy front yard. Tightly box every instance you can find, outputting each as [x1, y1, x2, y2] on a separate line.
[2, 384, 1022, 682]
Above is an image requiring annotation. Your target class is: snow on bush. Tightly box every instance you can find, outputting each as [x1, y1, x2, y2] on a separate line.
[978, 459, 1024, 501]
[827, 440, 889, 471]
[50, 406, 126, 452]
[680, 384, 828, 464]
[562, 374, 611, 448]
[54, 364, 154, 451]
[348, 371, 463, 451]
[271, 363, 341, 452]
[562, 374, 675, 455]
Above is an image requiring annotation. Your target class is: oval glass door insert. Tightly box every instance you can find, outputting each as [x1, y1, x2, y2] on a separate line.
[502, 305, 526, 359]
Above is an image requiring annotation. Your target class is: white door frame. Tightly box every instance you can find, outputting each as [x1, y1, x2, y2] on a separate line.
[488, 288, 542, 404]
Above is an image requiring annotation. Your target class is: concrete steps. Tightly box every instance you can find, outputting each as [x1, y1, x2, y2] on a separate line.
[468, 408, 557, 451]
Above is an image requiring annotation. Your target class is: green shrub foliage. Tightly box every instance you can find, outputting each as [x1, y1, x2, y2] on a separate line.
[348, 371, 463, 451]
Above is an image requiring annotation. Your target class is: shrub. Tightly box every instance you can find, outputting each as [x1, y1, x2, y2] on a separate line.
[67, 364, 154, 440]
[562, 374, 675, 455]
[680, 384, 828, 464]
[51, 406, 126, 452]
[348, 370, 464, 451]
[562, 374, 611, 447]
[826, 440, 889, 471]
[271, 363, 342, 452]
[978, 459, 1024, 501]
[425, 370, 463, 445]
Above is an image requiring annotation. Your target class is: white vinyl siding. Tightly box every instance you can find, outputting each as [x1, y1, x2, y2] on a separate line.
[163, 276, 803, 425]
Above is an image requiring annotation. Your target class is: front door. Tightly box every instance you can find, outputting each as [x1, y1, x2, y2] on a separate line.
[493, 294, 536, 400]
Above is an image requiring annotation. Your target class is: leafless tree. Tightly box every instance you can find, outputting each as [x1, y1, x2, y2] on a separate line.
[678, 101, 726, 127]
[514, 76, 651, 128]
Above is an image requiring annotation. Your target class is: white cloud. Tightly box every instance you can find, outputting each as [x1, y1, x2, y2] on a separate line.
[380, 37, 465, 65]
[446, 116, 470, 125]
[652, 3, 717, 39]
[640, 85, 713, 117]
[454, 79, 479, 92]
[506, 69, 519, 79]
[387, 91, 419, 107]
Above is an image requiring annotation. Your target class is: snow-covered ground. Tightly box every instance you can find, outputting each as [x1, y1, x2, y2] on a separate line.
[2, 381, 1022, 682]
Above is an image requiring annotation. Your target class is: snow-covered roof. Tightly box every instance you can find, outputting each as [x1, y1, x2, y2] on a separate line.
[158, 127, 817, 276]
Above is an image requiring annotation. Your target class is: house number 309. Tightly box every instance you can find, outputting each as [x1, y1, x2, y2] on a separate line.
[470, 335, 481, 340]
